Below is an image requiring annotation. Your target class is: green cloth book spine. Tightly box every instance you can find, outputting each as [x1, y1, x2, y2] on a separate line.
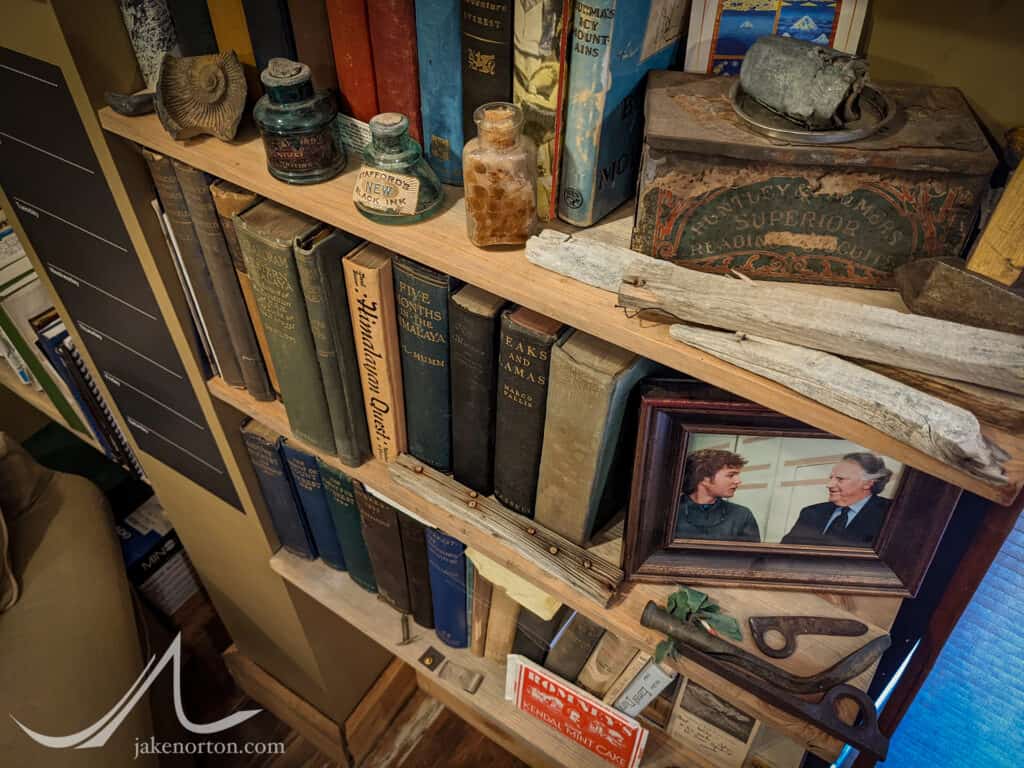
[234, 201, 336, 453]
[316, 458, 377, 592]
[295, 228, 372, 466]
[0, 304, 85, 432]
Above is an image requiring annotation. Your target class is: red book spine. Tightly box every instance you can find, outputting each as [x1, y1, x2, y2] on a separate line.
[367, 0, 423, 144]
[326, 0, 379, 121]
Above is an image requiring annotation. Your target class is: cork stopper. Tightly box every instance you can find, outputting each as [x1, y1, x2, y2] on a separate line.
[474, 102, 522, 149]
[261, 57, 310, 88]
[369, 112, 410, 152]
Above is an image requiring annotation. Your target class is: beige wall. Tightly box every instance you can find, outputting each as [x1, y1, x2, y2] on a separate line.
[0, 0, 390, 725]
[865, 0, 1024, 142]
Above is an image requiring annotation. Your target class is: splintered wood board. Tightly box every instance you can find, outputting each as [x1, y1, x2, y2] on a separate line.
[100, 107, 1021, 504]
[214, 379, 898, 761]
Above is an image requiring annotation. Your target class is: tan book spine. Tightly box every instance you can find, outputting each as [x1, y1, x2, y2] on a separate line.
[343, 247, 407, 462]
[483, 586, 521, 665]
[470, 570, 493, 657]
[602, 651, 651, 707]
[576, 632, 639, 697]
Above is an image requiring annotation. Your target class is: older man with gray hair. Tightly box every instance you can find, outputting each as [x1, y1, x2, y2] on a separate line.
[781, 452, 893, 547]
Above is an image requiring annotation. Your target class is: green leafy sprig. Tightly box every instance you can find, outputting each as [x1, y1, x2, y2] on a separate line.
[654, 587, 743, 664]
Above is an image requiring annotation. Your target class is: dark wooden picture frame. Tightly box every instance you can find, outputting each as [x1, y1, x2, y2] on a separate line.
[622, 382, 962, 596]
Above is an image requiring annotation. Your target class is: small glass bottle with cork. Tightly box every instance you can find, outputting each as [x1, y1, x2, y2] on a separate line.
[352, 113, 444, 224]
[253, 58, 345, 185]
[463, 103, 537, 247]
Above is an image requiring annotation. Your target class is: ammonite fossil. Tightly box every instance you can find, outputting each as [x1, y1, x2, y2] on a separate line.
[155, 52, 247, 141]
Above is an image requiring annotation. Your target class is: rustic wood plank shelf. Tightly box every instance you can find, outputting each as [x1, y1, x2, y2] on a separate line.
[210, 377, 900, 762]
[99, 108, 1022, 505]
[270, 549, 712, 768]
[0, 361, 103, 452]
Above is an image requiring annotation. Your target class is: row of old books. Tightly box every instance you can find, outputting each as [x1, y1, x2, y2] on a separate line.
[0, 221, 145, 476]
[241, 418, 471, 648]
[124, 1, 867, 232]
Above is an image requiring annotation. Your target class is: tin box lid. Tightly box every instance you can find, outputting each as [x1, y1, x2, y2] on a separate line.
[643, 71, 997, 176]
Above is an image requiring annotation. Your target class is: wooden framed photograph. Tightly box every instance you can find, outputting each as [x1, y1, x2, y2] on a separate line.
[623, 381, 962, 596]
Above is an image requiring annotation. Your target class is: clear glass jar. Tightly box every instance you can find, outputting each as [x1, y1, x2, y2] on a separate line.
[463, 103, 538, 247]
[353, 113, 444, 224]
[253, 58, 345, 185]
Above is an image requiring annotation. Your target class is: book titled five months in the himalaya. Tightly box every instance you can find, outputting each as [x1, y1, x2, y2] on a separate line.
[493, 307, 564, 518]
[450, 285, 506, 495]
[280, 438, 347, 571]
[317, 458, 378, 592]
[241, 419, 317, 560]
[393, 256, 458, 472]
[558, 0, 688, 227]
[235, 200, 337, 454]
[343, 245, 408, 463]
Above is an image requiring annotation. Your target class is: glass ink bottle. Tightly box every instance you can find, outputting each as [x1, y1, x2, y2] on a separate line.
[253, 58, 345, 185]
[462, 103, 537, 247]
[352, 113, 443, 224]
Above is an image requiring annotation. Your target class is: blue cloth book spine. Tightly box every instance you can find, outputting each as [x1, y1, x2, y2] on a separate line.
[415, 0, 464, 185]
[558, 0, 686, 226]
[241, 421, 317, 559]
[425, 528, 469, 648]
[281, 439, 346, 570]
[316, 458, 377, 592]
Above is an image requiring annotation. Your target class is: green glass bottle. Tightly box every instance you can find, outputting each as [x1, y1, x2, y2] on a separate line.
[352, 113, 444, 224]
[254, 58, 345, 185]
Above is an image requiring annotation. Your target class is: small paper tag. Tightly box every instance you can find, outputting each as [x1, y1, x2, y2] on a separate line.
[353, 168, 420, 215]
[335, 114, 371, 153]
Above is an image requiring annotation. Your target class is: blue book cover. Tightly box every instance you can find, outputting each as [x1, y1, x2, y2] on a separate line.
[241, 421, 317, 560]
[415, 0, 464, 185]
[317, 458, 378, 593]
[425, 528, 469, 648]
[558, 0, 688, 226]
[281, 439, 346, 570]
[34, 321, 116, 459]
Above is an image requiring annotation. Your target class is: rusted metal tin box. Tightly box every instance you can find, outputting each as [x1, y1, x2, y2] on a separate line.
[631, 72, 997, 288]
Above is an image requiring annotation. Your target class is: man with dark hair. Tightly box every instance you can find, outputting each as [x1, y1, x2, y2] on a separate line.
[781, 452, 892, 546]
[675, 449, 760, 542]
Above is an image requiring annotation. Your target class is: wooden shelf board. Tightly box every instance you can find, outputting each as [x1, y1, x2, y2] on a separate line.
[270, 550, 709, 768]
[99, 107, 1019, 504]
[213, 377, 900, 761]
[0, 361, 103, 452]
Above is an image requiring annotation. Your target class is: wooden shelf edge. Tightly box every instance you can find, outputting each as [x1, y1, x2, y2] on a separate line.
[213, 377, 884, 761]
[269, 550, 712, 768]
[0, 362, 104, 452]
[99, 107, 1020, 505]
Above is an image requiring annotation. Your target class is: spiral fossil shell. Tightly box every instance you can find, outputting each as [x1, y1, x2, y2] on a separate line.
[155, 52, 247, 141]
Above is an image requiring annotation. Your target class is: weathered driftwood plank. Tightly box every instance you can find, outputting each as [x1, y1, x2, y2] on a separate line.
[525, 230, 1024, 395]
[863, 363, 1024, 433]
[667, 326, 1010, 485]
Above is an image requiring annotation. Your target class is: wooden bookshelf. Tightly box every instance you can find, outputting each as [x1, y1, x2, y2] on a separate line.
[271, 549, 713, 768]
[0, 360, 103, 452]
[98, 107, 1022, 506]
[210, 376, 899, 763]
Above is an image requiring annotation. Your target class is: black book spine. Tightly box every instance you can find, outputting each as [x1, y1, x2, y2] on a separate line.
[543, 611, 606, 683]
[511, 605, 571, 665]
[450, 296, 501, 495]
[398, 514, 435, 629]
[353, 480, 411, 612]
[393, 256, 456, 472]
[460, 0, 513, 140]
[166, 0, 218, 55]
[492, 313, 559, 517]
[241, 0, 298, 73]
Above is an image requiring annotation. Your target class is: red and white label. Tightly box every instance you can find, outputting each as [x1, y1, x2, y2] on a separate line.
[505, 655, 648, 768]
